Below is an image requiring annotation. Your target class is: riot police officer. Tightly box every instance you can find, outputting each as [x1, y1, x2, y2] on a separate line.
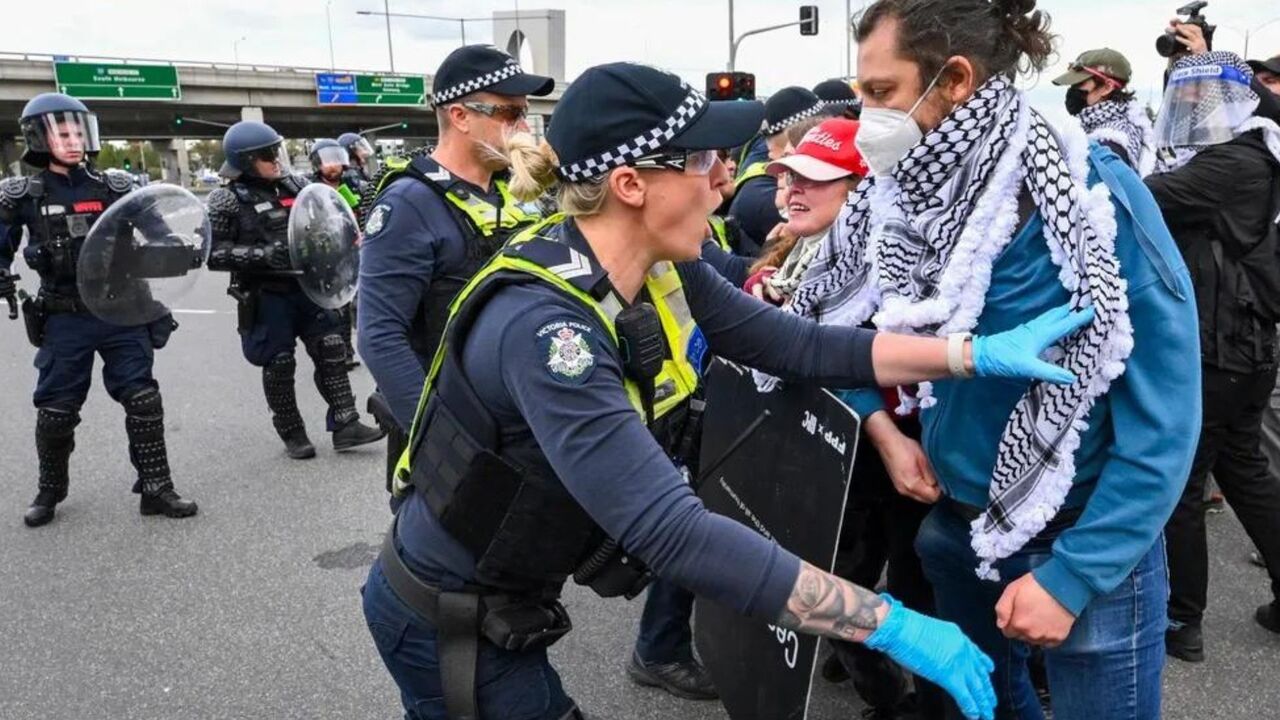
[206, 121, 384, 459]
[360, 61, 1096, 720]
[357, 44, 552, 486]
[309, 138, 361, 209]
[0, 93, 197, 526]
[337, 132, 378, 193]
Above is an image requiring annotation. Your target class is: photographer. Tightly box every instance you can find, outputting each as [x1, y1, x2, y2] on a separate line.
[1146, 47, 1280, 662]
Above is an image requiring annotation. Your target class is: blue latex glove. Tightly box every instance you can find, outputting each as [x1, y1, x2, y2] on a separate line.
[865, 594, 996, 720]
[971, 304, 1095, 385]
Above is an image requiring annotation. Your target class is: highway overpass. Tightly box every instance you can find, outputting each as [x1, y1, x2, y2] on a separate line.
[0, 51, 564, 184]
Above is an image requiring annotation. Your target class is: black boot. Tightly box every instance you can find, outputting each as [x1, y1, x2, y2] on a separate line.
[123, 388, 197, 519]
[309, 333, 385, 451]
[626, 651, 718, 701]
[24, 407, 79, 528]
[263, 353, 311, 459]
[1166, 622, 1205, 662]
[1257, 601, 1280, 633]
[333, 419, 387, 451]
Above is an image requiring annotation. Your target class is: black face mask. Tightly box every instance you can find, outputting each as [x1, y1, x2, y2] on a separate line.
[1251, 77, 1280, 124]
[1065, 86, 1089, 116]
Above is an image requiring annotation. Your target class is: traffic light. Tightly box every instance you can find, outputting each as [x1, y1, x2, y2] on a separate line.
[122, 158, 132, 172]
[800, 5, 820, 36]
[400, 121, 408, 130]
[705, 71, 756, 101]
[174, 114, 184, 127]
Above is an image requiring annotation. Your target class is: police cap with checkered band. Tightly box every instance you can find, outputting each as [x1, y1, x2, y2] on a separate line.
[431, 44, 555, 106]
[547, 62, 765, 183]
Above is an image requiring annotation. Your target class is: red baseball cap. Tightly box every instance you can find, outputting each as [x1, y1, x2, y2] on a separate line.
[766, 118, 868, 181]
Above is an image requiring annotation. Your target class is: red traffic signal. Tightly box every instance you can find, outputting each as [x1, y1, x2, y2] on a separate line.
[706, 72, 757, 101]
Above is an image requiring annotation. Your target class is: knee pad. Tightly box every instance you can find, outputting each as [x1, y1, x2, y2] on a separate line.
[307, 333, 348, 366]
[122, 386, 163, 420]
[264, 352, 297, 380]
[36, 406, 81, 439]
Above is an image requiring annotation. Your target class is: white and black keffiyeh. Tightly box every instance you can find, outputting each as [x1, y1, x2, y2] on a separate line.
[1077, 99, 1155, 176]
[774, 75, 1133, 580]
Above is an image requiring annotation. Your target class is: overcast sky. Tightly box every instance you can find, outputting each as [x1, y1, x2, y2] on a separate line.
[11, 0, 1280, 125]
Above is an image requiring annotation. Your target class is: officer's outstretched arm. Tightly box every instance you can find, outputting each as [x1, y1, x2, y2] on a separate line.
[676, 260, 1094, 387]
[775, 562, 996, 720]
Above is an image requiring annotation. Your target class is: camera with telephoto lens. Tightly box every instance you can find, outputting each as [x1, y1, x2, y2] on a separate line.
[1156, 1, 1216, 57]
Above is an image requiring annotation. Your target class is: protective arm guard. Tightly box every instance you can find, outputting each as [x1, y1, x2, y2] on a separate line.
[206, 187, 274, 273]
[0, 177, 30, 268]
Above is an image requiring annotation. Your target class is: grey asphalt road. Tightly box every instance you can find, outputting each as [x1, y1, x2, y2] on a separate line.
[0, 268, 1276, 719]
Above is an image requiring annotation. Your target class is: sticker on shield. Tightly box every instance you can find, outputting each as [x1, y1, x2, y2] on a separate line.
[537, 319, 598, 385]
[365, 203, 391, 235]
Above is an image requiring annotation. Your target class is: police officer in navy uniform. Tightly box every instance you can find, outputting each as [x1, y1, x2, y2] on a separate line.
[338, 132, 378, 193]
[0, 93, 197, 526]
[357, 44, 551, 486]
[206, 121, 384, 459]
[813, 78, 862, 119]
[359, 61, 1099, 720]
[727, 86, 826, 255]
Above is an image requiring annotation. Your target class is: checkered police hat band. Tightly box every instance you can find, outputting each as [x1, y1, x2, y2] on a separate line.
[556, 87, 708, 183]
[765, 102, 824, 136]
[432, 63, 523, 105]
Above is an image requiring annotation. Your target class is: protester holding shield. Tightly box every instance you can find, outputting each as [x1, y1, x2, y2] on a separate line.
[0, 92, 198, 526]
[206, 120, 383, 460]
[360, 61, 1105, 720]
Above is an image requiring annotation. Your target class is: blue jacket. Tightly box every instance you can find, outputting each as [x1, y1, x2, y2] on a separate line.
[844, 143, 1200, 615]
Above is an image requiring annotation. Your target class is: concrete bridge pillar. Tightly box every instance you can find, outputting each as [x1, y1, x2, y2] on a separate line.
[162, 139, 191, 187]
[240, 106, 264, 123]
[1, 135, 23, 176]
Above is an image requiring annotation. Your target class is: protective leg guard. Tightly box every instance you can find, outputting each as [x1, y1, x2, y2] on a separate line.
[122, 387, 173, 496]
[25, 407, 80, 527]
[309, 333, 360, 428]
[263, 353, 307, 438]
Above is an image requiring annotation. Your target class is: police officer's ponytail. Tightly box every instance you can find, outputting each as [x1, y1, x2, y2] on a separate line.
[508, 133, 608, 217]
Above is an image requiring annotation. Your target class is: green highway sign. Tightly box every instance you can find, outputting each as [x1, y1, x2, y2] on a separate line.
[54, 62, 181, 100]
[315, 73, 427, 106]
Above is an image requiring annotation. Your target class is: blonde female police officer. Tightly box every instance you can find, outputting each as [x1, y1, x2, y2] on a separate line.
[362, 62, 1094, 720]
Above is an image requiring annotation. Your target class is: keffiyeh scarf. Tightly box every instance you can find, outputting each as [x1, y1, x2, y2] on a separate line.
[1078, 99, 1156, 176]
[778, 75, 1133, 580]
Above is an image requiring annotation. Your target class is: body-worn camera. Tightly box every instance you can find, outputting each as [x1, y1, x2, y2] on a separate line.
[1157, 1, 1216, 58]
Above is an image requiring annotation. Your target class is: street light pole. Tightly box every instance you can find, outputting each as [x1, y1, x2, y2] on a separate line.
[1244, 16, 1280, 59]
[727, 0, 735, 71]
[845, 0, 852, 80]
[326, 1, 336, 70]
[383, 0, 396, 72]
[730, 21, 805, 72]
[232, 35, 247, 66]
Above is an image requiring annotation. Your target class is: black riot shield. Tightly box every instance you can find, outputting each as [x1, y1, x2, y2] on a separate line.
[694, 359, 861, 720]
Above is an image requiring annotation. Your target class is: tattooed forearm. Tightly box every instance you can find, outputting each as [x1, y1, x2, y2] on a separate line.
[775, 561, 887, 643]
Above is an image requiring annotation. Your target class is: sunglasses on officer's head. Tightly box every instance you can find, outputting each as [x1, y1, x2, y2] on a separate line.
[630, 149, 718, 176]
[458, 101, 529, 123]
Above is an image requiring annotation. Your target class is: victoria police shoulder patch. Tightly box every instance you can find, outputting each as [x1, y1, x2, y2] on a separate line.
[365, 203, 392, 235]
[537, 318, 598, 385]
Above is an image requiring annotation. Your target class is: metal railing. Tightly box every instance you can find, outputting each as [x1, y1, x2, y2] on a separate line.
[0, 50, 428, 78]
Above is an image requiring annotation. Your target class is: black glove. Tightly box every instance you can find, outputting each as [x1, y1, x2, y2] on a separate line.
[267, 242, 292, 271]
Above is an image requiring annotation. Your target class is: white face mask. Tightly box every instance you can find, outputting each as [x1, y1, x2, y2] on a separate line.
[854, 67, 947, 176]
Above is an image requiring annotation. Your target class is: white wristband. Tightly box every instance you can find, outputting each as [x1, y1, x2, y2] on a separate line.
[948, 332, 973, 379]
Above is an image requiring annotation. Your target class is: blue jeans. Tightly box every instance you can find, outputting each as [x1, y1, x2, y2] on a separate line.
[633, 578, 695, 665]
[361, 561, 580, 720]
[915, 502, 1167, 720]
[33, 312, 156, 410]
